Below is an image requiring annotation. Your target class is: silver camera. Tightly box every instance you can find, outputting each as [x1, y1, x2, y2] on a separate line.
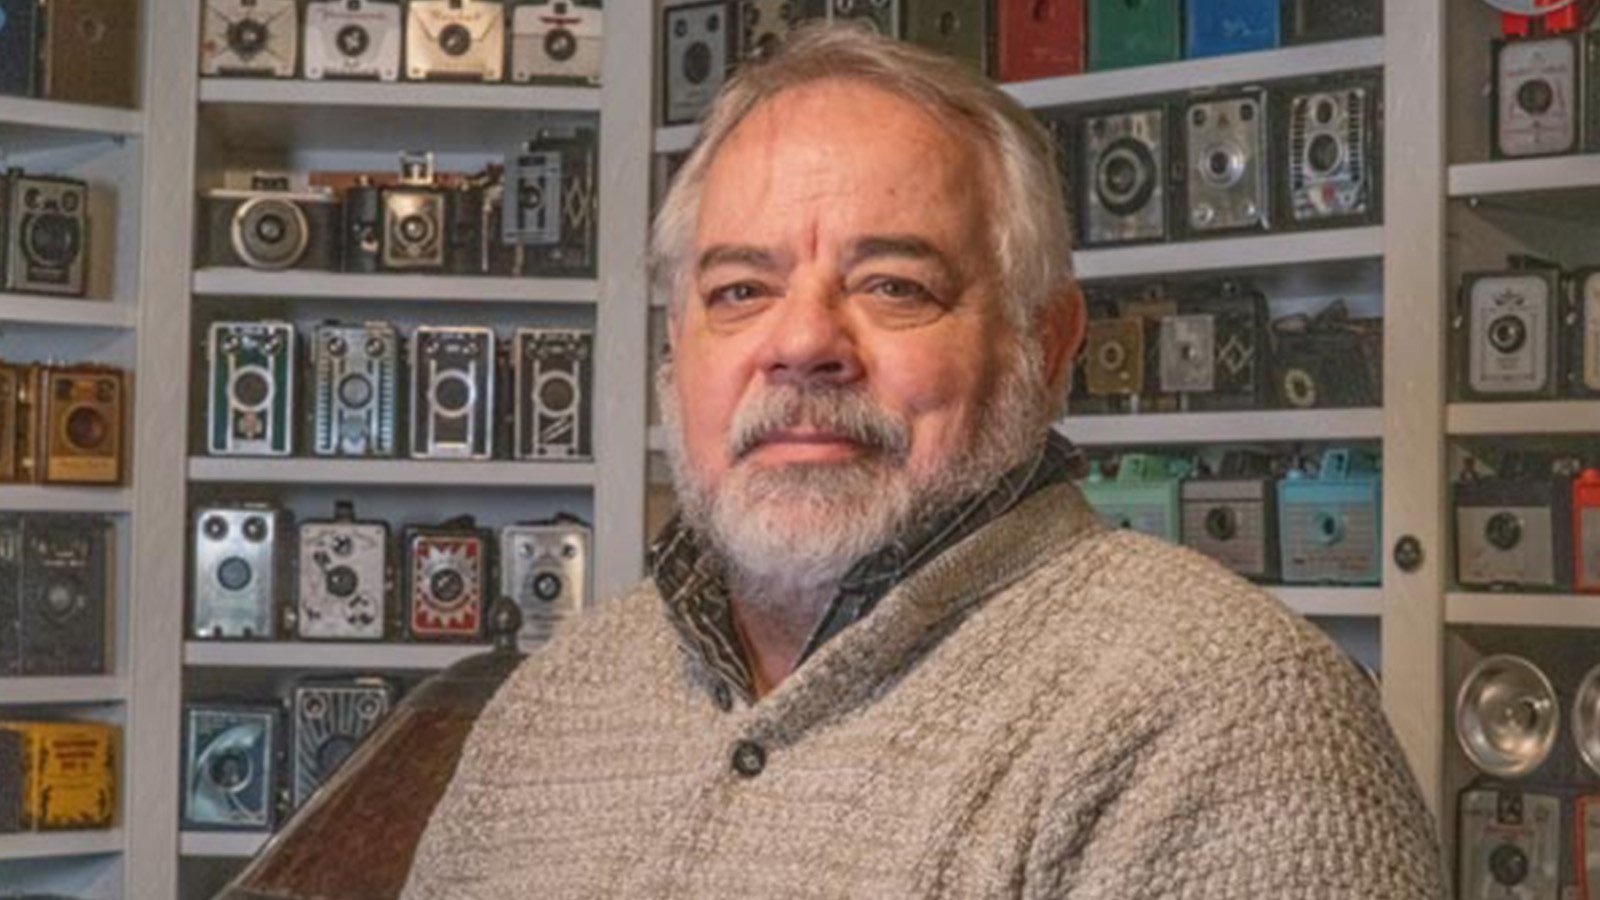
[296, 501, 390, 641]
[1575, 270, 1600, 396]
[291, 678, 393, 809]
[814, 0, 901, 36]
[1457, 788, 1562, 900]
[200, 0, 300, 77]
[1157, 314, 1214, 394]
[1286, 79, 1378, 227]
[312, 321, 399, 458]
[303, 0, 403, 81]
[1493, 35, 1580, 159]
[181, 704, 280, 832]
[207, 321, 297, 457]
[500, 518, 589, 644]
[0, 514, 112, 677]
[1458, 271, 1560, 400]
[513, 328, 592, 460]
[739, 0, 801, 63]
[504, 126, 599, 278]
[410, 326, 495, 460]
[404, 517, 491, 641]
[510, 0, 603, 85]
[199, 178, 341, 272]
[192, 504, 286, 640]
[1179, 457, 1279, 582]
[1183, 91, 1269, 235]
[1082, 107, 1168, 247]
[663, 2, 733, 126]
[4, 172, 89, 297]
[405, 0, 506, 82]
[380, 153, 448, 271]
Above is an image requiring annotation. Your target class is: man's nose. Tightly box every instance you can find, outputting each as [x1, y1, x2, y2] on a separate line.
[758, 280, 864, 389]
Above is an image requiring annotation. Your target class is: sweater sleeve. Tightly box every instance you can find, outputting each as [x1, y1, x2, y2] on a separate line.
[1030, 641, 1446, 900]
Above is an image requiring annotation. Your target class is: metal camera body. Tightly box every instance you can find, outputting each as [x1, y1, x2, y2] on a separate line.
[1276, 449, 1382, 585]
[207, 320, 298, 457]
[192, 504, 286, 640]
[500, 519, 589, 644]
[662, 1, 733, 125]
[403, 518, 491, 641]
[291, 677, 394, 809]
[1284, 75, 1381, 228]
[513, 328, 593, 460]
[312, 321, 400, 458]
[1157, 283, 1267, 411]
[737, 0, 801, 64]
[303, 0, 403, 81]
[1492, 34, 1582, 159]
[182, 704, 281, 832]
[1457, 786, 1564, 900]
[381, 153, 449, 271]
[504, 126, 599, 277]
[1182, 90, 1271, 236]
[1455, 470, 1574, 592]
[1458, 270, 1563, 401]
[297, 501, 391, 641]
[405, 0, 506, 82]
[200, 0, 301, 77]
[1082, 106, 1169, 247]
[0, 513, 111, 677]
[5, 172, 90, 297]
[510, 0, 603, 85]
[409, 325, 495, 460]
[200, 182, 341, 272]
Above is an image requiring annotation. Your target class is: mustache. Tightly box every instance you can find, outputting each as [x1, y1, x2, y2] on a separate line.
[727, 385, 911, 462]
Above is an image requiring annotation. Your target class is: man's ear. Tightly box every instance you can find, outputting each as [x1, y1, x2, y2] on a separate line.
[1037, 281, 1086, 396]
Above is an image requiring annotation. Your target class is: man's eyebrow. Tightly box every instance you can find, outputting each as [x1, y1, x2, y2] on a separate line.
[697, 245, 785, 273]
[842, 235, 952, 271]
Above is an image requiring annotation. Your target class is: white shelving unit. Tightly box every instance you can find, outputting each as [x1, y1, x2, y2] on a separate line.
[0, 831, 125, 862]
[191, 269, 599, 304]
[1446, 593, 1600, 629]
[1072, 227, 1384, 282]
[187, 458, 597, 488]
[179, 832, 267, 860]
[0, 677, 127, 706]
[1056, 408, 1385, 447]
[0, 96, 143, 153]
[0, 487, 134, 514]
[1447, 401, 1600, 437]
[0, 295, 137, 330]
[184, 641, 486, 671]
[1279, 588, 1386, 619]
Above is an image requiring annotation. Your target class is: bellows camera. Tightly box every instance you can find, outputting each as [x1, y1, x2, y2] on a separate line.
[504, 126, 600, 278]
[1081, 106, 1170, 247]
[200, 176, 341, 272]
[1181, 90, 1270, 237]
[303, 0, 403, 81]
[404, 516, 491, 641]
[511, 0, 604, 85]
[3, 171, 90, 297]
[1269, 299, 1383, 410]
[207, 320, 298, 457]
[192, 503, 286, 639]
[500, 517, 589, 644]
[182, 704, 281, 832]
[410, 325, 494, 460]
[513, 328, 593, 460]
[296, 501, 390, 641]
[406, 0, 506, 82]
[663, 2, 734, 126]
[0, 513, 112, 677]
[200, 0, 300, 78]
[312, 321, 400, 458]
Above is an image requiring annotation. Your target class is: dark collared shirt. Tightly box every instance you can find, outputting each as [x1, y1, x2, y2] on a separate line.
[648, 432, 1085, 705]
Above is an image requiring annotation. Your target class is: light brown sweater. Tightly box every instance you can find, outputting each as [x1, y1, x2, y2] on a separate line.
[402, 484, 1443, 899]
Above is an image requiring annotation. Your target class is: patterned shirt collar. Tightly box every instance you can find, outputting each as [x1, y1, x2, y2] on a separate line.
[648, 432, 1086, 704]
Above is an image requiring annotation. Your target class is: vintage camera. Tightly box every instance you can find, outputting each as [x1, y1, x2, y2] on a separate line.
[501, 518, 588, 643]
[1458, 787, 1563, 900]
[291, 678, 394, 808]
[191, 504, 286, 639]
[303, 0, 403, 81]
[380, 153, 448, 271]
[513, 328, 592, 460]
[0, 363, 42, 485]
[38, 0, 139, 107]
[1277, 449, 1382, 585]
[1181, 91, 1270, 237]
[0, 729, 19, 833]
[1456, 269, 1563, 401]
[904, 1, 986, 72]
[1157, 282, 1267, 411]
[1493, 35, 1582, 159]
[404, 516, 491, 641]
[4, 172, 89, 297]
[1574, 468, 1599, 593]
[1079, 454, 1190, 542]
[1571, 268, 1600, 397]
[0, 720, 117, 830]
[446, 177, 488, 275]
[1081, 107, 1169, 247]
[1283, 0, 1381, 45]
[1269, 300, 1383, 409]
[406, 0, 507, 82]
[296, 501, 390, 641]
[1282, 75, 1381, 229]
[207, 321, 297, 457]
[663, 2, 733, 126]
[341, 176, 382, 273]
[1184, 0, 1279, 59]
[182, 704, 281, 832]
[996, 0, 1083, 82]
[0, 0, 39, 96]
[200, 0, 300, 78]
[504, 126, 599, 278]
[1180, 452, 1280, 582]
[0, 514, 111, 677]
[0, 364, 19, 483]
[738, 0, 800, 63]
[410, 326, 495, 460]
[511, 0, 603, 85]
[40, 365, 124, 485]
[199, 177, 341, 272]
[1087, 0, 1181, 71]
[1082, 316, 1146, 403]
[312, 322, 400, 458]
[799, 0, 901, 36]
[1455, 459, 1575, 592]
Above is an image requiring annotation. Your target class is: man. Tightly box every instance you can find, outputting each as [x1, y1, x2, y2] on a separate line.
[403, 25, 1442, 899]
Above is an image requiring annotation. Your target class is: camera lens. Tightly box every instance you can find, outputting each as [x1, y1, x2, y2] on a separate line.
[1314, 97, 1337, 126]
[317, 736, 357, 774]
[683, 41, 713, 85]
[25, 214, 80, 267]
[533, 571, 564, 602]
[339, 373, 374, 409]
[1308, 134, 1342, 176]
[1488, 315, 1528, 354]
[66, 407, 108, 450]
[430, 569, 465, 604]
[227, 18, 269, 56]
[1518, 78, 1555, 115]
[432, 372, 474, 415]
[209, 751, 253, 793]
[256, 213, 288, 245]
[217, 557, 254, 592]
[1486, 512, 1524, 551]
[326, 565, 359, 598]
[545, 28, 577, 61]
[1097, 339, 1126, 371]
[1490, 844, 1530, 887]
[538, 374, 576, 414]
[242, 516, 268, 542]
[232, 369, 272, 410]
[233, 198, 310, 270]
[399, 214, 434, 245]
[439, 23, 472, 57]
[1204, 506, 1237, 541]
[45, 583, 77, 618]
[1314, 511, 1344, 546]
[336, 24, 369, 58]
[1096, 139, 1156, 216]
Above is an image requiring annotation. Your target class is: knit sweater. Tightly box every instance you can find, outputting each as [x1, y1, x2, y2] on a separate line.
[402, 483, 1443, 899]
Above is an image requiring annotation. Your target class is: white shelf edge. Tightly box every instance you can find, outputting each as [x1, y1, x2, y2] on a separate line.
[180, 831, 267, 859]
[1072, 227, 1384, 282]
[1447, 592, 1600, 628]
[192, 269, 598, 303]
[1447, 400, 1600, 437]
[199, 78, 602, 112]
[1055, 407, 1384, 447]
[1276, 586, 1383, 618]
[187, 457, 597, 488]
[0, 676, 126, 706]
[654, 124, 698, 154]
[0, 829, 124, 861]
[0, 486, 132, 514]
[0, 294, 137, 329]
[0, 96, 143, 139]
[1448, 157, 1600, 199]
[184, 641, 488, 671]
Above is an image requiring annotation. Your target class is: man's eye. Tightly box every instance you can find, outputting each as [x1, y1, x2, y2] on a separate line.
[706, 282, 767, 305]
[864, 278, 932, 301]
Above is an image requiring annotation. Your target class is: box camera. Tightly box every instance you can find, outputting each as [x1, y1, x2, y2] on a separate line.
[996, 0, 1084, 83]
[1081, 106, 1170, 247]
[904, 1, 986, 72]
[1458, 787, 1563, 900]
[0, 721, 117, 830]
[1284, 0, 1381, 45]
[342, 175, 382, 273]
[1576, 468, 1600, 594]
[504, 126, 599, 277]
[738, 0, 801, 64]
[511, 0, 603, 85]
[1269, 300, 1383, 409]
[801, 0, 901, 36]
[1087, 0, 1180, 71]
[1079, 454, 1189, 542]
[1184, 0, 1279, 59]
[1157, 282, 1267, 410]
[182, 704, 280, 832]
[1180, 452, 1280, 582]
[1283, 75, 1381, 229]
[0, 514, 112, 677]
[291, 678, 393, 808]
[0, 730, 19, 834]
[192, 503, 286, 639]
[207, 320, 297, 457]
[1181, 91, 1270, 237]
[1493, 34, 1582, 159]
[1456, 270, 1563, 401]
[1455, 461, 1574, 592]
[304, 0, 403, 81]
[382, 153, 449, 271]
[38, 0, 139, 107]
[296, 501, 390, 641]
[40, 365, 125, 485]
[501, 518, 589, 644]
[4, 172, 90, 297]
[1082, 316, 1146, 403]
[0, 364, 19, 483]
[0, 0, 39, 96]
[1277, 449, 1381, 585]
[406, 0, 506, 82]
[403, 516, 491, 641]
[1571, 268, 1600, 397]
[513, 328, 592, 460]
[410, 325, 495, 460]
[312, 321, 400, 458]
[199, 178, 341, 272]
[200, 0, 300, 78]
[663, 2, 733, 126]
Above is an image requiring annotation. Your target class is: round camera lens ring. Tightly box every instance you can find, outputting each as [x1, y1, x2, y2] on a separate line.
[231, 197, 311, 271]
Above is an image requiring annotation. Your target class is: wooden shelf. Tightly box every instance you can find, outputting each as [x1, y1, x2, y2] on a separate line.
[192, 269, 598, 304]
[0, 829, 124, 861]
[180, 830, 267, 859]
[1447, 401, 1600, 437]
[0, 486, 132, 514]
[1072, 227, 1384, 282]
[1447, 592, 1600, 629]
[0, 96, 142, 153]
[1056, 407, 1383, 447]
[188, 457, 596, 488]
[1276, 587, 1383, 618]
[0, 676, 125, 706]
[185, 641, 488, 671]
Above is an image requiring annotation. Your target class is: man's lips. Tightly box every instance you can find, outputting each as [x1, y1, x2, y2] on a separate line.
[741, 430, 866, 461]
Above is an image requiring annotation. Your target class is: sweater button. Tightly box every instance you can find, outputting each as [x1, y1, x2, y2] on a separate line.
[731, 740, 765, 778]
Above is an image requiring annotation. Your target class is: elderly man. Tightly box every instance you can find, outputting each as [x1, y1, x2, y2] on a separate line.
[403, 25, 1441, 900]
